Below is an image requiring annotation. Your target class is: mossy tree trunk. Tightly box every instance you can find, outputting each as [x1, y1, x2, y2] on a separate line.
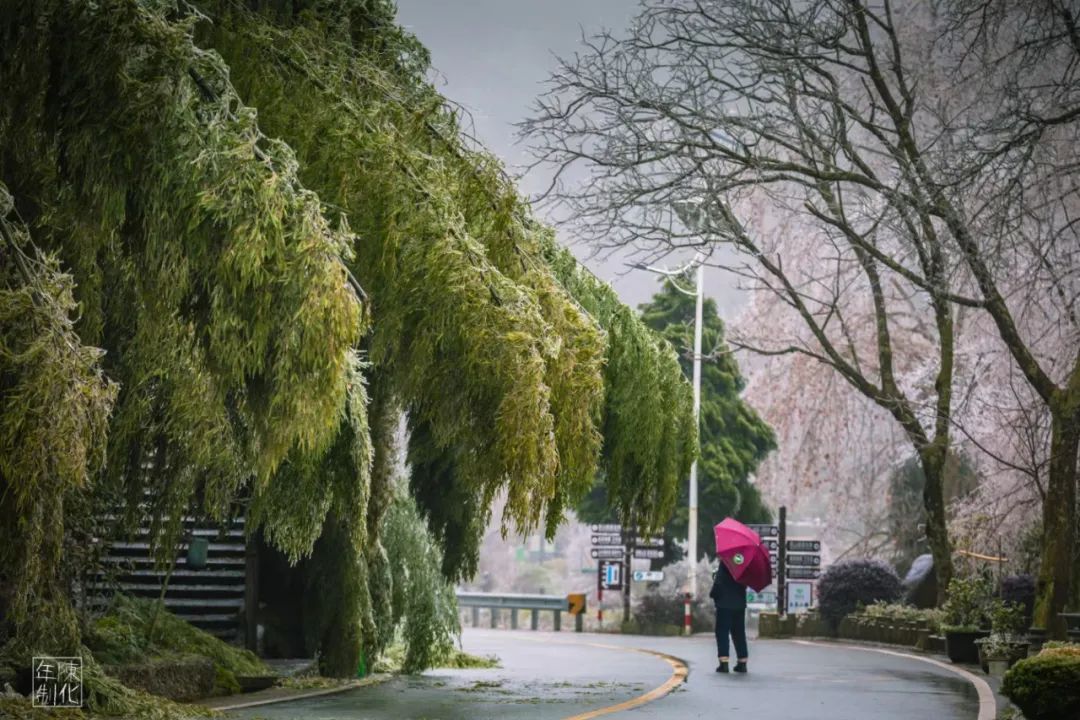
[917, 443, 955, 606]
[1034, 400, 1079, 638]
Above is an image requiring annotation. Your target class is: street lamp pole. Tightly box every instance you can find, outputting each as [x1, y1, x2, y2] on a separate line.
[627, 255, 705, 635]
[687, 262, 703, 634]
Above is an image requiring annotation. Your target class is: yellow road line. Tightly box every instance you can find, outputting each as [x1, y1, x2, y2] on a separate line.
[791, 639, 996, 720]
[511, 635, 689, 720]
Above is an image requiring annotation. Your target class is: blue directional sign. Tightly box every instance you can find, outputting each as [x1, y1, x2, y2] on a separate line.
[599, 560, 624, 590]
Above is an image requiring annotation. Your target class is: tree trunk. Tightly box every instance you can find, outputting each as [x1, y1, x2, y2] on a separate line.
[918, 444, 954, 605]
[1034, 407, 1079, 638]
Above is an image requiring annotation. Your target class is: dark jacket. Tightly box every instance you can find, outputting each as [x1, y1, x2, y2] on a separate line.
[710, 562, 747, 609]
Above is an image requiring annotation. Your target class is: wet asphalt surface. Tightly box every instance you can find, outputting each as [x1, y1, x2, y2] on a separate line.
[230, 628, 979, 720]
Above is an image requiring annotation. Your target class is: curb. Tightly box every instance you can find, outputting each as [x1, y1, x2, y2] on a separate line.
[791, 639, 996, 720]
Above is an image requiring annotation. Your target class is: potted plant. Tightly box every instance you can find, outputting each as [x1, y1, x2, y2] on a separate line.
[942, 575, 992, 664]
[976, 600, 1031, 676]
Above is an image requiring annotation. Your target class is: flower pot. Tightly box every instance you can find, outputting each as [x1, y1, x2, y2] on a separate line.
[988, 658, 1009, 678]
[945, 629, 989, 664]
[1026, 627, 1047, 653]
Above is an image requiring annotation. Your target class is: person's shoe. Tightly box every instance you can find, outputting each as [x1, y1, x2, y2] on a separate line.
[733, 661, 748, 673]
[716, 661, 729, 673]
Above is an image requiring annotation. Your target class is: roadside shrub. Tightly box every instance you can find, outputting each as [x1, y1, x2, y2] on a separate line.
[1002, 648, 1080, 720]
[941, 575, 993, 631]
[817, 559, 902, 631]
[999, 574, 1035, 628]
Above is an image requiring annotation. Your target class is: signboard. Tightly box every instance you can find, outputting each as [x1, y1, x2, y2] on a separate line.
[786, 539, 821, 552]
[748, 524, 779, 538]
[591, 534, 623, 546]
[787, 581, 813, 612]
[786, 554, 821, 567]
[763, 539, 779, 551]
[632, 548, 665, 560]
[786, 567, 822, 580]
[632, 570, 664, 582]
[591, 547, 623, 560]
[631, 537, 664, 548]
[591, 523, 623, 534]
[599, 560, 623, 590]
[567, 593, 587, 615]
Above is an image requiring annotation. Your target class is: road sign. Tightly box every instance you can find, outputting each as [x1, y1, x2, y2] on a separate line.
[567, 593, 587, 615]
[599, 560, 623, 590]
[591, 547, 623, 560]
[786, 567, 822, 580]
[632, 548, 665, 560]
[748, 524, 779, 538]
[764, 539, 779, 551]
[786, 553, 821, 567]
[786, 539, 821, 552]
[632, 570, 664, 582]
[591, 534, 624, 546]
[787, 581, 813, 612]
[591, 523, 622, 534]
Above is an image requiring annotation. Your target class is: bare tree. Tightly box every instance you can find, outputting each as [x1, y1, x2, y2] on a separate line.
[524, 0, 978, 601]
[524, 0, 1080, 628]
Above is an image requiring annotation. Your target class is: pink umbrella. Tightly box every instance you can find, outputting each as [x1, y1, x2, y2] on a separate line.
[713, 517, 773, 592]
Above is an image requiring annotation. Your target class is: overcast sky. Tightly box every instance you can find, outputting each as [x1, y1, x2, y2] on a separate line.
[395, 0, 749, 316]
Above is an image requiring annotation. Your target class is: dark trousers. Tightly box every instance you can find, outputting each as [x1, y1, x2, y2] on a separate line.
[715, 608, 749, 659]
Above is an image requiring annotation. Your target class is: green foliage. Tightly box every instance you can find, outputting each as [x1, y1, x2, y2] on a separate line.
[857, 602, 945, 634]
[381, 489, 461, 674]
[0, 0, 363, 657]
[84, 595, 268, 677]
[990, 599, 1028, 637]
[941, 575, 994, 631]
[543, 240, 697, 531]
[1002, 648, 1080, 720]
[201, 0, 608, 575]
[373, 644, 499, 673]
[0, 184, 116, 654]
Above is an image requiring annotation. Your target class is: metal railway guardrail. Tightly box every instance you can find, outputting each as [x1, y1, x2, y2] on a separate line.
[456, 592, 586, 632]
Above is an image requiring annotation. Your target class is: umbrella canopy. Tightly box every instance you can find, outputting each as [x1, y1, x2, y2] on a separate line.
[713, 517, 773, 592]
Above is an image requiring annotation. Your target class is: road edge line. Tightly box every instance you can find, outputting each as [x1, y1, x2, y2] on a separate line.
[791, 639, 996, 720]
[555, 641, 688, 720]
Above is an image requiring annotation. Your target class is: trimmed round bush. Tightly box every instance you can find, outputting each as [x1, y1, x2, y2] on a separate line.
[817, 559, 902, 630]
[1002, 648, 1080, 720]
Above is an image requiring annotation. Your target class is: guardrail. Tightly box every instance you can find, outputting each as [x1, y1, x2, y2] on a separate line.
[456, 592, 585, 632]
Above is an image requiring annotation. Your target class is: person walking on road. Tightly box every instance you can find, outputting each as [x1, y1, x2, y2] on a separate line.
[710, 561, 749, 673]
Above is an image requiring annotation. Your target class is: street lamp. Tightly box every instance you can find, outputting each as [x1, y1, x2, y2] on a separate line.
[628, 253, 704, 636]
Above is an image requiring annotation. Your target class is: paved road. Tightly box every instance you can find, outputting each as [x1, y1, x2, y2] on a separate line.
[229, 629, 980, 720]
